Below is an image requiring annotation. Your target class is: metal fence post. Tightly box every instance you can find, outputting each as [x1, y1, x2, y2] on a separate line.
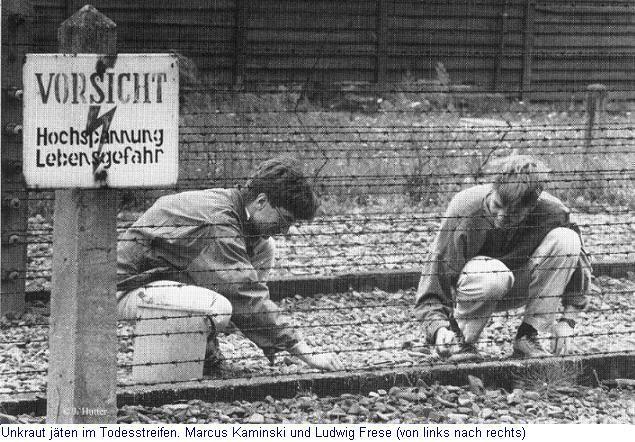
[585, 83, 608, 152]
[46, 4, 119, 424]
[1, 0, 32, 317]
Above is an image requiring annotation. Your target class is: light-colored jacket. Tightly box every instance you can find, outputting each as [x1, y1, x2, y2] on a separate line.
[415, 185, 592, 343]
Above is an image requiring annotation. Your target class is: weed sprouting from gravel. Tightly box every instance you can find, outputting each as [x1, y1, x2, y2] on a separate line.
[512, 360, 583, 393]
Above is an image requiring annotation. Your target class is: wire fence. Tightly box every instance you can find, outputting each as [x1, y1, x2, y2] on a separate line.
[4, 96, 635, 395]
[1, 0, 634, 408]
[1, 213, 634, 394]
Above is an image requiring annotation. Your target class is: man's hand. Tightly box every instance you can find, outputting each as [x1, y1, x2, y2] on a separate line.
[289, 341, 344, 371]
[435, 327, 459, 358]
[551, 320, 574, 355]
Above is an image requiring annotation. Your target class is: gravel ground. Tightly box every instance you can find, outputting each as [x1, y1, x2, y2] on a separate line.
[5, 211, 634, 422]
[118, 384, 635, 424]
[119, 384, 635, 424]
[1, 276, 633, 398]
[6, 384, 635, 424]
[24, 211, 635, 290]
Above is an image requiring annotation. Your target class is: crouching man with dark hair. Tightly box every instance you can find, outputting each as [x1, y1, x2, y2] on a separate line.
[117, 156, 343, 373]
[415, 156, 592, 362]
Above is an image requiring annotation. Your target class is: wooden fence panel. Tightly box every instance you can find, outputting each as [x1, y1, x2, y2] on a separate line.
[30, 0, 635, 98]
[531, 1, 635, 98]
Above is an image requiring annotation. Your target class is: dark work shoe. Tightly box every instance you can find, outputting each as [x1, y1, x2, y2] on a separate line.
[512, 334, 550, 359]
[202, 331, 225, 376]
[447, 342, 484, 363]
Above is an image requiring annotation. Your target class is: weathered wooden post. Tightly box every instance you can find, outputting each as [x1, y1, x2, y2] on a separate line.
[22, 2, 177, 421]
[585, 83, 607, 151]
[1, 0, 32, 316]
[47, 5, 118, 423]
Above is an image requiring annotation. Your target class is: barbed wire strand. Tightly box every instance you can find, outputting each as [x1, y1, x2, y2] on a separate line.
[10, 251, 635, 281]
[1, 334, 633, 381]
[1, 287, 631, 330]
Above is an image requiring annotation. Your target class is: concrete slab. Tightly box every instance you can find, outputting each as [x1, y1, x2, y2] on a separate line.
[2, 351, 633, 416]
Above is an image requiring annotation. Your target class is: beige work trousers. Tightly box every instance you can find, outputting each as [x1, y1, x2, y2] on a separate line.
[454, 227, 582, 343]
[117, 238, 275, 333]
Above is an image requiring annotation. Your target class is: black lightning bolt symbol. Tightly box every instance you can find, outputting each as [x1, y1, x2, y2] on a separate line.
[86, 105, 116, 184]
[85, 55, 118, 185]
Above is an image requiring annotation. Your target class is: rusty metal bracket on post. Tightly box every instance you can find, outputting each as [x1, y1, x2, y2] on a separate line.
[3, 87, 24, 100]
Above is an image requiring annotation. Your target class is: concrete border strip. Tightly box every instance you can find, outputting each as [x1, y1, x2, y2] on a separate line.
[24, 261, 635, 303]
[2, 352, 633, 416]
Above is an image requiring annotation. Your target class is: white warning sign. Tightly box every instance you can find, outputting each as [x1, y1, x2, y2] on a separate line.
[23, 54, 179, 188]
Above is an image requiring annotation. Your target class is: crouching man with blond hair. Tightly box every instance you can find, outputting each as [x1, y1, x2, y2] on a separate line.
[415, 156, 591, 362]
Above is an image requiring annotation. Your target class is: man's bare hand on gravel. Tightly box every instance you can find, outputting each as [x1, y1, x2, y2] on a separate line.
[435, 327, 459, 358]
[290, 341, 344, 371]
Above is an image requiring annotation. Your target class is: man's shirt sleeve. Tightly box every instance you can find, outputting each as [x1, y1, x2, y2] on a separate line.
[414, 196, 487, 343]
[186, 223, 300, 354]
